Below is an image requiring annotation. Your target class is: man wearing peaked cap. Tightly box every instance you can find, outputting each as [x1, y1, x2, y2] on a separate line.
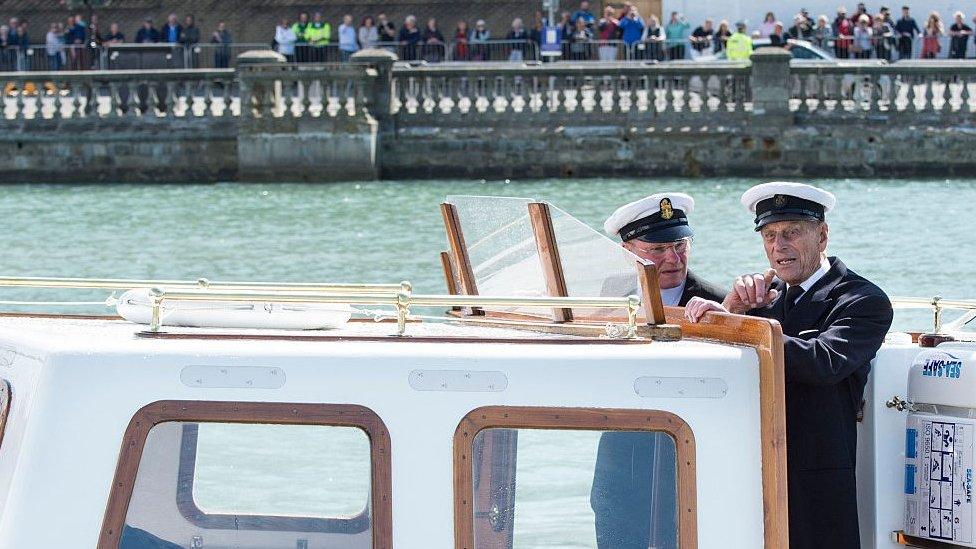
[591, 192, 725, 549]
[601, 192, 725, 305]
[686, 182, 893, 549]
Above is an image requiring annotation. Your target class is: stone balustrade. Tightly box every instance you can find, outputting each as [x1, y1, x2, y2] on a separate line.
[2, 48, 976, 182]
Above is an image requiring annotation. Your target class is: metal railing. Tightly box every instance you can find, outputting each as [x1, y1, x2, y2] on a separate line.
[448, 39, 540, 62]
[891, 296, 976, 334]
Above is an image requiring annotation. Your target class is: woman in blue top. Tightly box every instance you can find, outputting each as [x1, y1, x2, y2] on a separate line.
[665, 11, 690, 60]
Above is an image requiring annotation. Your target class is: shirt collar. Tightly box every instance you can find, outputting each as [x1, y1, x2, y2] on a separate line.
[788, 256, 832, 293]
[660, 279, 686, 306]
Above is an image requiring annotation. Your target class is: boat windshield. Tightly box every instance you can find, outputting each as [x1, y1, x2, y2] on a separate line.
[445, 195, 647, 317]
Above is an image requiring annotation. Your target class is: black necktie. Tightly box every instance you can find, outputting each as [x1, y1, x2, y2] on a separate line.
[783, 285, 805, 316]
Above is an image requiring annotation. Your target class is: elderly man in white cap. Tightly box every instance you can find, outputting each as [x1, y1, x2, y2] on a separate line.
[591, 192, 724, 549]
[601, 192, 724, 305]
[685, 182, 893, 549]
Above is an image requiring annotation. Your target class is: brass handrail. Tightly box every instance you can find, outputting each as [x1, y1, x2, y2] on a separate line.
[0, 276, 410, 294]
[891, 296, 976, 333]
[147, 287, 642, 337]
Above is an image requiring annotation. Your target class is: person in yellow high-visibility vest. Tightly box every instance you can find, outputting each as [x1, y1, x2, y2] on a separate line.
[305, 11, 332, 62]
[726, 21, 754, 60]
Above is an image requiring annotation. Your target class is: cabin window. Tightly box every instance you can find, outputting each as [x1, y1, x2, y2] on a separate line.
[455, 406, 697, 549]
[0, 379, 9, 449]
[100, 401, 391, 549]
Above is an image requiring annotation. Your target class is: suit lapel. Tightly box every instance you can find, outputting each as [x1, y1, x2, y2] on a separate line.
[679, 272, 701, 306]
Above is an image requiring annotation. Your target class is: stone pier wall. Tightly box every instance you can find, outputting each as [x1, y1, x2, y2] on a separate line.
[2, 50, 976, 183]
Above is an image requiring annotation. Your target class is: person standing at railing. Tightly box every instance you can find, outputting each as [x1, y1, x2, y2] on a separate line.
[210, 21, 232, 68]
[398, 15, 422, 61]
[103, 23, 124, 45]
[690, 19, 714, 57]
[788, 13, 813, 41]
[636, 13, 661, 60]
[13, 19, 29, 72]
[760, 12, 777, 37]
[45, 22, 64, 71]
[358, 16, 379, 50]
[135, 18, 160, 44]
[949, 12, 971, 59]
[727, 21, 753, 60]
[507, 18, 530, 61]
[665, 12, 689, 60]
[921, 11, 944, 58]
[851, 15, 873, 58]
[895, 6, 920, 59]
[182, 15, 200, 68]
[768, 21, 788, 47]
[529, 11, 544, 46]
[873, 13, 895, 60]
[339, 15, 359, 62]
[469, 19, 490, 61]
[569, 17, 593, 60]
[377, 13, 397, 48]
[571, 0, 596, 29]
[0, 25, 12, 73]
[305, 12, 331, 63]
[275, 18, 297, 62]
[714, 20, 731, 53]
[453, 21, 470, 61]
[812, 15, 833, 50]
[291, 12, 310, 63]
[596, 6, 620, 61]
[163, 14, 183, 45]
[421, 18, 444, 63]
[65, 15, 85, 70]
[833, 8, 853, 58]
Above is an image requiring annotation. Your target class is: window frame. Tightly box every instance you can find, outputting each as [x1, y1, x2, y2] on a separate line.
[453, 405, 698, 548]
[98, 400, 392, 549]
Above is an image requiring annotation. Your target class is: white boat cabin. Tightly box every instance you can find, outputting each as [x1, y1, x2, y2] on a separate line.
[0, 196, 973, 549]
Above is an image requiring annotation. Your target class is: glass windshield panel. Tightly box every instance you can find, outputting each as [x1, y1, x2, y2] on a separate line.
[446, 195, 645, 318]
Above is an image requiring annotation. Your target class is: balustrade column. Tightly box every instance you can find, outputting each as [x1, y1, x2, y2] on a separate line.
[749, 49, 792, 120]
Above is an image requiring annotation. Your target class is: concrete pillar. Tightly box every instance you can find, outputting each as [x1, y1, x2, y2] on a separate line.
[749, 48, 792, 118]
[351, 48, 398, 135]
[236, 50, 287, 118]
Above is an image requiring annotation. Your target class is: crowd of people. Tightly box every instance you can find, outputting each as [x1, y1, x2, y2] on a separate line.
[1, 1, 974, 71]
[0, 13, 234, 70]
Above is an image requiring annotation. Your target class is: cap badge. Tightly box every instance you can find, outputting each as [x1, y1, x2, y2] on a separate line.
[660, 198, 674, 220]
[774, 194, 788, 207]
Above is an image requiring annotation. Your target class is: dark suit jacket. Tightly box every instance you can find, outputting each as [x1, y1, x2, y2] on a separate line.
[748, 257, 893, 549]
[678, 270, 726, 306]
[590, 270, 724, 549]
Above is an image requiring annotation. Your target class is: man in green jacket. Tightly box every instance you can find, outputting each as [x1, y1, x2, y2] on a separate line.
[305, 11, 332, 62]
[291, 12, 310, 62]
[727, 21, 753, 60]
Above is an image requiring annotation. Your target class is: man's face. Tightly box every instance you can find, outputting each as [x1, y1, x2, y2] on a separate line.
[759, 220, 828, 285]
[624, 238, 691, 290]
[581, 1, 590, 10]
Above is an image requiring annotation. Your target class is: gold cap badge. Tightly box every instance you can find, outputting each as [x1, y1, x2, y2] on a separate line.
[659, 198, 674, 220]
[774, 194, 788, 207]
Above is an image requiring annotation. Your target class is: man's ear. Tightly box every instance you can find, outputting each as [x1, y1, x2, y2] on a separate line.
[819, 222, 829, 251]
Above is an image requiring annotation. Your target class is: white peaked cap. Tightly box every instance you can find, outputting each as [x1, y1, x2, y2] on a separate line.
[740, 182, 836, 214]
[603, 192, 695, 243]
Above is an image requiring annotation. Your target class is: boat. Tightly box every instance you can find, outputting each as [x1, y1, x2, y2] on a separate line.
[0, 195, 972, 549]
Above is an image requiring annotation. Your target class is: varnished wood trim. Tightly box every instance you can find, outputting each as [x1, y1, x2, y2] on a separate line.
[527, 202, 573, 323]
[663, 306, 788, 549]
[454, 406, 697, 549]
[98, 401, 392, 549]
[894, 530, 961, 548]
[441, 202, 481, 315]
[0, 379, 9, 450]
[637, 261, 667, 325]
[441, 250, 462, 312]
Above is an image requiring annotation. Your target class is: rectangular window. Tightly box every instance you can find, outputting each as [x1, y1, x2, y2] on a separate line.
[100, 401, 391, 549]
[456, 406, 697, 549]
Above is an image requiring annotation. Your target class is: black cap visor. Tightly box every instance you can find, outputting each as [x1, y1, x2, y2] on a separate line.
[635, 223, 694, 243]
